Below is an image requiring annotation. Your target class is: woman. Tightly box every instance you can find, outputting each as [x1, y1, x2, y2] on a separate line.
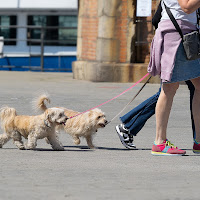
[148, 0, 200, 155]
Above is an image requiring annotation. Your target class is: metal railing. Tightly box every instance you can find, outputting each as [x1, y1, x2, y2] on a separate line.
[0, 25, 77, 71]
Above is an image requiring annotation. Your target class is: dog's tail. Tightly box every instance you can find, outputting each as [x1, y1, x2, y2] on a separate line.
[33, 93, 50, 112]
[0, 106, 17, 131]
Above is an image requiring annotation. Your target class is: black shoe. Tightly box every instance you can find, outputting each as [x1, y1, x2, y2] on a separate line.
[115, 124, 136, 149]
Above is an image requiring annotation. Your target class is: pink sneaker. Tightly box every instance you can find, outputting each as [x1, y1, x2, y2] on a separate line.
[193, 140, 200, 153]
[151, 139, 186, 156]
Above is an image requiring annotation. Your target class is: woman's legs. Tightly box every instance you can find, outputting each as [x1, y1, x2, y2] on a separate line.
[155, 82, 179, 144]
[190, 77, 200, 142]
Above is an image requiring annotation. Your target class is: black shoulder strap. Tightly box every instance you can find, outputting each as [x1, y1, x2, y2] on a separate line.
[152, 1, 162, 29]
[163, 1, 184, 39]
[197, 8, 200, 27]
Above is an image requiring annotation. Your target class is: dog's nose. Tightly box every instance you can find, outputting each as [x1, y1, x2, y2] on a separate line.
[105, 120, 108, 124]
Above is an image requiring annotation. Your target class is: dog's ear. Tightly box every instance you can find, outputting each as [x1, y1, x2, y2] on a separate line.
[44, 111, 51, 128]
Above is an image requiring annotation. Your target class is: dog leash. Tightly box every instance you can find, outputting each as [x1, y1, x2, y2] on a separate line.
[69, 73, 151, 120]
[106, 75, 152, 124]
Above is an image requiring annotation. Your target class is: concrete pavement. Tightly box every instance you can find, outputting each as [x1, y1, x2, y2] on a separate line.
[0, 71, 199, 200]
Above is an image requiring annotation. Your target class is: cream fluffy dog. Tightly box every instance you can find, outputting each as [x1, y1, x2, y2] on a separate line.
[34, 94, 107, 149]
[0, 106, 68, 150]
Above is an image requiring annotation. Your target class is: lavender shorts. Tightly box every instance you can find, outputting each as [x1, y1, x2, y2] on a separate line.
[167, 43, 200, 83]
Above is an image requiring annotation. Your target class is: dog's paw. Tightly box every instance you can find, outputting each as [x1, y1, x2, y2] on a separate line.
[74, 139, 80, 145]
[25, 144, 36, 150]
[88, 145, 97, 149]
[52, 146, 65, 151]
[19, 146, 26, 150]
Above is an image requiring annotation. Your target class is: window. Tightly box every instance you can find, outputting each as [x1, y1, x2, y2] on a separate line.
[27, 15, 77, 46]
[0, 16, 17, 45]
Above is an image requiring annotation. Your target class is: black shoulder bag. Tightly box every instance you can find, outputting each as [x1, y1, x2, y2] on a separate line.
[164, 2, 200, 60]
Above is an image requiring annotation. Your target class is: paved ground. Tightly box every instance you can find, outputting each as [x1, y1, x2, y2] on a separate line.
[0, 71, 199, 200]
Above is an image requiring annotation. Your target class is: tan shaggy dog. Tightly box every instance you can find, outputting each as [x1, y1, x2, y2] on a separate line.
[34, 94, 107, 149]
[0, 106, 68, 150]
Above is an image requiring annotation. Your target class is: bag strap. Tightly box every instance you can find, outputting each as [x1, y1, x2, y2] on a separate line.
[197, 8, 200, 28]
[152, 1, 162, 29]
[163, 1, 184, 39]
[163, 1, 200, 38]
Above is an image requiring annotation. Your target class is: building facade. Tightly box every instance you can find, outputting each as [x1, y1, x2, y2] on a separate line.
[0, 0, 78, 71]
[73, 0, 160, 83]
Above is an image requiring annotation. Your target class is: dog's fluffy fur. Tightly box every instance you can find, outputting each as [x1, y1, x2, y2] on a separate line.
[34, 94, 107, 149]
[0, 106, 68, 150]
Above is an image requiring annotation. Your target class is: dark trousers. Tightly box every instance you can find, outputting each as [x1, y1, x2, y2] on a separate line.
[120, 81, 195, 138]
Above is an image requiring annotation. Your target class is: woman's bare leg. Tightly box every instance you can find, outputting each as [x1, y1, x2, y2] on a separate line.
[155, 82, 179, 144]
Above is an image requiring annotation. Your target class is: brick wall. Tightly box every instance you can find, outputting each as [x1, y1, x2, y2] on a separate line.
[79, 0, 132, 63]
[78, 0, 159, 64]
[81, 0, 99, 61]
[116, 0, 129, 63]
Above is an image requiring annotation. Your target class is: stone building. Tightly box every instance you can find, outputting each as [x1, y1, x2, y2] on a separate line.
[73, 0, 160, 83]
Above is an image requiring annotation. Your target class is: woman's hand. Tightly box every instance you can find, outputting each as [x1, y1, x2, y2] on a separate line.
[178, 0, 200, 14]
